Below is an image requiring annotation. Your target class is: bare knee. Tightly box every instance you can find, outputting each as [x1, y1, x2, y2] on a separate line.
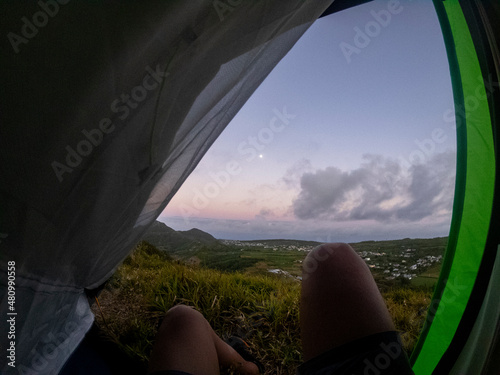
[300, 243, 394, 359]
[159, 305, 205, 335]
[150, 305, 220, 374]
[301, 243, 368, 282]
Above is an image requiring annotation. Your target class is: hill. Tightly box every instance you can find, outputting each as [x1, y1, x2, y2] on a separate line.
[141, 221, 221, 253]
[141, 222, 446, 285]
[179, 227, 218, 244]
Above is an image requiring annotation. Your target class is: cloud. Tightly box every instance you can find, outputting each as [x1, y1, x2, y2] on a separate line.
[255, 207, 276, 220]
[280, 158, 314, 189]
[292, 151, 456, 223]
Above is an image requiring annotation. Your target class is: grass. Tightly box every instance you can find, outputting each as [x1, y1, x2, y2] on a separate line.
[93, 241, 433, 374]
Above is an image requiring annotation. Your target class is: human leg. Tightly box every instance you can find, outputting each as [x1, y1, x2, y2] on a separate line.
[300, 243, 396, 361]
[148, 305, 259, 375]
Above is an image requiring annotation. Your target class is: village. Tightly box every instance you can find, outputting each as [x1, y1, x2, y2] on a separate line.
[357, 247, 443, 280]
[221, 239, 444, 280]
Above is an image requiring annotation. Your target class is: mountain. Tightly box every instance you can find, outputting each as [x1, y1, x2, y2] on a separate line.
[140, 221, 220, 253]
[179, 228, 218, 244]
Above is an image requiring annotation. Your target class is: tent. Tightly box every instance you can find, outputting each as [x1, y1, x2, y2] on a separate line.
[0, 0, 498, 373]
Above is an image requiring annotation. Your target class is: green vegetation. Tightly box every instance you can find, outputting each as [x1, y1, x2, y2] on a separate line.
[195, 244, 306, 276]
[411, 262, 442, 287]
[94, 241, 435, 374]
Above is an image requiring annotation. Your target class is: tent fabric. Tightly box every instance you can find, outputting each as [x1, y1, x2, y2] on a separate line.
[450, 246, 500, 374]
[0, 1, 334, 373]
[410, 0, 500, 374]
[441, 1, 500, 373]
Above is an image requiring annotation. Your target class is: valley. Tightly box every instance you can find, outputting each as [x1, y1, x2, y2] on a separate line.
[141, 221, 447, 287]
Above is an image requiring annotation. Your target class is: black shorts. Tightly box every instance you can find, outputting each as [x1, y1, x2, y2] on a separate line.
[297, 331, 415, 375]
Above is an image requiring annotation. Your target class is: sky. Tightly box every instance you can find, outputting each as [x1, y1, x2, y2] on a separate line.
[160, 0, 457, 242]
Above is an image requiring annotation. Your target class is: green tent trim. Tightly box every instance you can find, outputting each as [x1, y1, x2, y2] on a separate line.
[411, 0, 498, 373]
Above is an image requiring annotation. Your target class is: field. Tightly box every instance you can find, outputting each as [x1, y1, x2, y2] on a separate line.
[92, 240, 441, 374]
[410, 262, 442, 287]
